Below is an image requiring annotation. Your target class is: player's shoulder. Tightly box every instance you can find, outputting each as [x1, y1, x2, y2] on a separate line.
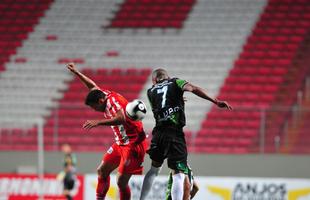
[171, 77, 188, 89]
[171, 77, 185, 82]
[109, 91, 128, 104]
[170, 77, 182, 84]
[147, 85, 156, 95]
[147, 87, 153, 93]
[104, 89, 118, 97]
[98, 88, 111, 95]
[108, 91, 122, 99]
[104, 90, 117, 102]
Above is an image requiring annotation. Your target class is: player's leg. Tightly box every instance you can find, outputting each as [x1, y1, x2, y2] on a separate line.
[139, 160, 162, 200]
[117, 173, 132, 200]
[168, 132, 188, 200]
[139, 132, 164, 200]
[117, 140, 147, 200]
[96, 161, 118, 200]
[96, 145, 120, 200]
[182, 175, 191, 200]
[166, 171, 191, 200]
[170, 171, 185, 200]
[165, 172, 173, 200]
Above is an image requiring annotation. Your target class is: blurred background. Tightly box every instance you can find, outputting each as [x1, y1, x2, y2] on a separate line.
[0, 0, 310, 199]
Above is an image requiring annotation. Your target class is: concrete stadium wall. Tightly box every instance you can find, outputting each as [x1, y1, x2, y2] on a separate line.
[0, 151, 309, 178]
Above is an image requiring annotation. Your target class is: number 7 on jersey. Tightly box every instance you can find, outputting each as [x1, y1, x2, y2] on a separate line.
[157, 86, 168, 108]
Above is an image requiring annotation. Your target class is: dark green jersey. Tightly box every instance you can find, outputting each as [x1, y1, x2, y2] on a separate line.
[64, 153, 77, 167]
[147, 78, 188, 129]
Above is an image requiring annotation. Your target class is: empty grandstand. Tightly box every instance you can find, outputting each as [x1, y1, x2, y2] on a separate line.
[0, 0, 309, 154]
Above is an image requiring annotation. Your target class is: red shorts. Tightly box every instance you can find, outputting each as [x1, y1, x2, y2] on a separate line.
[103, 140, 147, 175]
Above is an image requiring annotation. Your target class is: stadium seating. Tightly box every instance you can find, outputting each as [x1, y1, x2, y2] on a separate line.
[15, 0, 264, 134]
[195, 0, 310, 153]
[0, 0, 55, 127]
[279, 37, 310, 154]
[2, 0, 309, 154]
[0, 0, 53, 72]
[107, 0, 196, 28]
[0, 0, 266, 152]
[294, 101, 310, 154]
[293, 49, 310, 154]
[0, 68, 150, 151]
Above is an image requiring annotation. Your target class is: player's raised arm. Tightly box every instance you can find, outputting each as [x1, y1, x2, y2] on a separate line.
[183, 82, 232, 110]
[83, 109, 126, 130]
[66, 63, 99, 91]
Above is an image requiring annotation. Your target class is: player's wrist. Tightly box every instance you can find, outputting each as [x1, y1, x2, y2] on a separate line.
[214, 98, 219, 105]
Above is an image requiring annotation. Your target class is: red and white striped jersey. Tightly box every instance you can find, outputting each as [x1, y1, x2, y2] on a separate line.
[101, 89, 145, 145]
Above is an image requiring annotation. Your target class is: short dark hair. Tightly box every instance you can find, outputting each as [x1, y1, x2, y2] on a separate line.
[85, 89, 106, 106]
[152, 68, 169, 83]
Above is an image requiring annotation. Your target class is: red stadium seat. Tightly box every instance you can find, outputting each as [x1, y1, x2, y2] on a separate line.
[195, 0, 310, 153]
[106, 0, 196, 29]
[0, 0, 53, 76]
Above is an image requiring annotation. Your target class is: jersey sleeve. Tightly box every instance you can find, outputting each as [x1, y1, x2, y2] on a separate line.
[175, 78, 188, 89]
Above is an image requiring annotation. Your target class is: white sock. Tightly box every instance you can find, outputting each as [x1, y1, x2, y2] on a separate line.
[139, 166, 161, 200]
[171, 173, 185, 200]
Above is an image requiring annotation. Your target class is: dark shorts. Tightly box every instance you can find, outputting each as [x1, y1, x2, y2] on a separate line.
[147, 127, 188, 172]
[64, 171, 76, 190]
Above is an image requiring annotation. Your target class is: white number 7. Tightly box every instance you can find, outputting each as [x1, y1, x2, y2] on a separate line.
[157, 86, 168, 108]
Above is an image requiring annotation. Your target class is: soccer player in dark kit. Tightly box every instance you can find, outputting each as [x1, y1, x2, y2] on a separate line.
[139, 68, 232, 200]
[66, 63, 147, 200]
[61, 144, 77, 200]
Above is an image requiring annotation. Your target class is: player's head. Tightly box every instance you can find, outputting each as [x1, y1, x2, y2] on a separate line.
[152, 68, 169, 84]
[85, 89, 107, 112]
[61, 143, 72, 154]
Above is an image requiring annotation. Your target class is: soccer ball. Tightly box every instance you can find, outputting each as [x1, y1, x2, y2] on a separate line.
[126, 99, 147, 121]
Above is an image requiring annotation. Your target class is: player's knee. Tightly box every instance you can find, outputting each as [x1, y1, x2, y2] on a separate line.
[148, 165, 161, 176]
[97, 167, 107, 178]
[116, 178, 127, 189]
[151, 160, 162, 168]
[96, 165, 102, 175]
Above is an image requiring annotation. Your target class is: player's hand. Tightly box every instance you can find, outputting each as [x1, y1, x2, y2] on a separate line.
[216, 100, 232, 110]
[83, 120, 100, 130]
[66, 63, 78, 73]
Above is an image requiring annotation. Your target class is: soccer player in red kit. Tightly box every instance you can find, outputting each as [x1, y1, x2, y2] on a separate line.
[66, 63, 147, 200]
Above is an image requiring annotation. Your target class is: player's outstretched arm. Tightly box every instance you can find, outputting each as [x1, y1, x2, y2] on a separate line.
[83, 109, 126, 130]
[183, 83, 232, 110]
[66, 63, 99, 91]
